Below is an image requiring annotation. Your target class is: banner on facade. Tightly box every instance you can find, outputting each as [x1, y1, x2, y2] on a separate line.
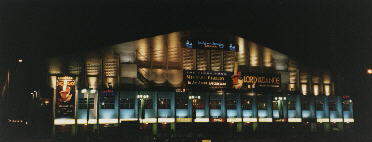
[56, 76, 76, 118]
[183, 70, 232, 90]
[232, 71, 281, 89]
[185, 39, 238, 51]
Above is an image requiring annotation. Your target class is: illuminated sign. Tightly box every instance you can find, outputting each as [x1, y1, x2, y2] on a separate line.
[185, 40, 238, 51]
[232, 71, 281, 89]
[210, 118, 226, 122]
[56, 76, 76, 119]
[184, 70, 232, 90]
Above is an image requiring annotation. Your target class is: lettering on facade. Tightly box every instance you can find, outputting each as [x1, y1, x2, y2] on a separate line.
[183, 70, 232, 90]
[232, 71, 281, 89]
[185, 39, 238, 51]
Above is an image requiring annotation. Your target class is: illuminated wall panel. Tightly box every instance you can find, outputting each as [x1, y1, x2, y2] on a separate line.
[86, 57, 101, 76]
[210, 50, 223, 71]
[167, 32, 182, 69]
[49, 58, 62, 75]
[136, 38, 150, 63]
[313, 85, 319, 96]
[237, 37, 246, 65]
[196, 49, 209, 70]
[182, 48, 194, 70]
[263, 47, 273, 67]
[167, 69, 183, 87]
[68, 61, 81, 75]
[223, 51, 235, 72]
[151, 69, 166, 84]
[152, 35, 166, 66]
[248, 42, 259, 67]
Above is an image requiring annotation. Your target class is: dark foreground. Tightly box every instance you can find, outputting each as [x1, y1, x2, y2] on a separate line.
[0, 123, 366, 142]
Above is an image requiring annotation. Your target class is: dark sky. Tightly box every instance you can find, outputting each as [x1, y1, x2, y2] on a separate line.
[0, 0, 371, 129]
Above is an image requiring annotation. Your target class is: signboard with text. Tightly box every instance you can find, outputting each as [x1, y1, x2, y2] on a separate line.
[185, 39, 238, 51]
[232, 71, 281, 90]
[183, 70, 232, 90]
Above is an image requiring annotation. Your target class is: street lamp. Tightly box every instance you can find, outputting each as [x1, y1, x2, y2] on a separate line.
[81, 88, 96, 125]
[137, 94, 149, 122]
[188, 95, 200, 122]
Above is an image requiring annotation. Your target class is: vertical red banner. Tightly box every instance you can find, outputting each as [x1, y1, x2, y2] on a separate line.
[56, 76, 76, 118]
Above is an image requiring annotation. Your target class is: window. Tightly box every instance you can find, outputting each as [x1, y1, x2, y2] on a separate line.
[316, 100, 323, 111]
[257, 102, 267, 110]
[176, 97, 188, 109]
[329, 101, 336, 111]
[100, 96, 115, 109]
[226, 99, 236, 109]
[287, 100, 296, 110]
[209, 100, 220, 109]
[78, 98, 87, 109]
[193, 99, 204, 109]
[272, 101, 279, 110]
[120, 98, 134, 109]
[342, 100, 351, 110]
[242, 98, 252, 110]
[158, 98, 170, 109]
[144, 99, 153, 109]
[302, 100, 309, 110]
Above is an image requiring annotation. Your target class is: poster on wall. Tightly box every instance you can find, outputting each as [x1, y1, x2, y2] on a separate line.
[185, 39, 238, 51]
[56, 76, 76, 118]
[183, 70, 232, 90]
[232, 71, 281, 90]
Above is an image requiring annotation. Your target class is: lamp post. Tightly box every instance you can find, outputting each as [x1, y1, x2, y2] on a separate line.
[188, 95, 200, 122]
[81, 88, 96, 125]
[137, 94, 149, 122]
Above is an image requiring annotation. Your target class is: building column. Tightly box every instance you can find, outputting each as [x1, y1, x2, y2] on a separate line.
[295, 94, 302, 118]
[170, 92, 176, 133]
[336, 96, 344, 131]
[153, 92, 158, 122]
[309, 96, 316, 119]
[323, 96, 330, 132]
[204, 93, 210, 118]
[221, 93, 227, 119]
[237, 94, 243, 133]
[267, 95, 273, 118]
[252, 96, 258, 132]
[187, 94, 192, 119]
[134, 91, 139, 120]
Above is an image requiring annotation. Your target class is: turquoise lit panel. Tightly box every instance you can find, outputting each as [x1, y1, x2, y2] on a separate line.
[120, 109, 135, 118]
[302, 110, 311, 118]
[242, 110, 253, 118]
[176, 109, 188, 118]
[158, 109, 172, 118]
[330, 111, 338, 118]
[145, 109, 155, 118]
[343, 111, 352, 118]
[288, 110, 296, 118]
[99, 109, 116, 119]
[258, 110, 268, 118]
[77, 109, 87, 119]
[227, 110, 237, 118]
[316, 111, 324, 118]
[273, 110, 279, 118]
[210, 109, 221, 117]
[196, 109, 205, 117]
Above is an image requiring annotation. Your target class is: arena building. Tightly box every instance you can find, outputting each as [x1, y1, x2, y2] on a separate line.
[48, 31, 354, 135]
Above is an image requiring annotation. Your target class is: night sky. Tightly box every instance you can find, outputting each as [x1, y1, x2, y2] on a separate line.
[1, 0, 371, 131]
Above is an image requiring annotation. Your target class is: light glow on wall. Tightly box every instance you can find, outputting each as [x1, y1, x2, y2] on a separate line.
[88, 77, 98, 89]
[136, 39, 150, 62]
[288, 118, 302, 122]
[194, 118, 209, 122]
[243, 118, 257, 122]
[324, 84, 331, 96]
[301, 84, 307, 95]
[258, 118, 273, 122]
[237, 37, 246, 65]
[263, 47, 272, 67]
[313, 85, 319, 96]
[249, 42, 259, 66]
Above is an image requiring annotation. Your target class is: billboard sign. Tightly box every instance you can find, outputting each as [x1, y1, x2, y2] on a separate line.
[184, 70, 232, 90]
[185, 39, 238, 51]
[56, 76, 76, 118]
[232, 71, 281, 90]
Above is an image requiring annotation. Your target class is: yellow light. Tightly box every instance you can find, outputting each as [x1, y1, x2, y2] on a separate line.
[243, 118, 257, 122]
[258, 118, 273, 122]
[18, 59, 23, 63]
[176, 118, 192, 122]
[158, 118, 175, 123]
[288, 118, 302, 122]
[301, 84, 307, 95]
[368, 69, 372, 74]
[194, 118, 209, 122]
[313, 85, 319, 96]
[324, 84, 331, 96]
[227, 118, 242, 123]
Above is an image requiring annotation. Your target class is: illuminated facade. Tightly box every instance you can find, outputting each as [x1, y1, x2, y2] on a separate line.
[48, 31, 354, 134]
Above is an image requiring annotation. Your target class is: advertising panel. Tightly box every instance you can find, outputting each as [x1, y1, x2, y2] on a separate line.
[232, 71, 281, 90]
[183, 70, 232, 90]
[56, 76, 76, 118]
[185, 39, 238, 51]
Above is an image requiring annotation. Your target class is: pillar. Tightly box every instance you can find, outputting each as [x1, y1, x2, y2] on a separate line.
[204, 93, 210, 118]
[221, 93, 227, 118]
[295, 94, 302, 118]
[267, 95, 273, 118]
[309, 96, 316, 118]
